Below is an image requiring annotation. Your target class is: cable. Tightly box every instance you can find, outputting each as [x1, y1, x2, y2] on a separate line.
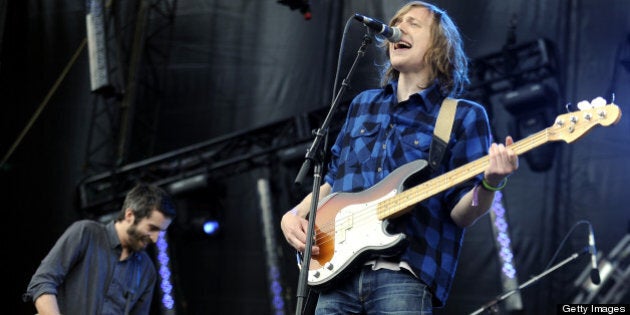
[543, 219, 591, 271]
[0, 39, 87, 170]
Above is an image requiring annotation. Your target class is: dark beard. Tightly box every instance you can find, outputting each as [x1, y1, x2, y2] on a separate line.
[126, 224, 149, 252]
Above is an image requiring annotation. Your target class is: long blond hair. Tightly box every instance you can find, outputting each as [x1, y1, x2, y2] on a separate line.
[381, 1, 469, 97]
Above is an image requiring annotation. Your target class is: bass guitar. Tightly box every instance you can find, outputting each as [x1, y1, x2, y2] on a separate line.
[301, 100, 622, 289]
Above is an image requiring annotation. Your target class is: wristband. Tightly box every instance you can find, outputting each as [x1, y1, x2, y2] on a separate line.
[481, 177, 507, 191]
[471, 184, 480, 207]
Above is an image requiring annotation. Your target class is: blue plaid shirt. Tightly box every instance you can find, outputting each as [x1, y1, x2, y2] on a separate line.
[324, 81, 492, 306]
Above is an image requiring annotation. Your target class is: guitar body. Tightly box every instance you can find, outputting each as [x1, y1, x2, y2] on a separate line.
[307, 159, 429, 288]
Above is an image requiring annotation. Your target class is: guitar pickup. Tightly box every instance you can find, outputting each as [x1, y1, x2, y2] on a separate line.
[335, 210, 353, 243]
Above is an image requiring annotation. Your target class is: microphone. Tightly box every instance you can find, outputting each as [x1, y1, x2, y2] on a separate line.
[353, 13, 402, 43]
[588, 225, 601, 285]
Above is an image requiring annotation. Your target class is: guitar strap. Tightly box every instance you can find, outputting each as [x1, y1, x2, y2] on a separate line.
[429, 97, 458, 172]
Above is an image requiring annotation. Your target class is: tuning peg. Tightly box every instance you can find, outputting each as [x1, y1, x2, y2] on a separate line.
[577, 100, 592, 111]
[565, 103, 573, 113]
[590, 96, 606, 107]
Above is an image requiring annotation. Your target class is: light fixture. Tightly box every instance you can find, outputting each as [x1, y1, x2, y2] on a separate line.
[502, 83, 558, 172]
[185, 214, 222, 237]
[201, 219, 220, 235]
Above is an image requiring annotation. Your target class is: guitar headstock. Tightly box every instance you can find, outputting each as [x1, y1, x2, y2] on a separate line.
[549, 97, 622, 143]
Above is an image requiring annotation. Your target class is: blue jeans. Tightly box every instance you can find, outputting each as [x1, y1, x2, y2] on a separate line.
[314, 266, 433, 315]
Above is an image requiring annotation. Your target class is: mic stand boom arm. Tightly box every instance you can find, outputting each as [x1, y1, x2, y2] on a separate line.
[293, 32, 373, 315]
[469, 247, 589, 315]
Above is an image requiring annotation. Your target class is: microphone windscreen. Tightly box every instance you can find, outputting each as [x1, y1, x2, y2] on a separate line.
[590, 268, 601, 285]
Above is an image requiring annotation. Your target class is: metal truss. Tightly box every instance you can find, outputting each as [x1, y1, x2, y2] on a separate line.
[465, 38, 558, 104]
[78, 107, 338, 217]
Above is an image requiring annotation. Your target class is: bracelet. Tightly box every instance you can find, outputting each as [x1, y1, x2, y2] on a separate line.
[471, 184, 480, 207]
[481, 177, 507, 191]
[289, 207, 298, 216]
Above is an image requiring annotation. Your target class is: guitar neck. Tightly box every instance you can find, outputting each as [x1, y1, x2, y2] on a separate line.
[377, 128, 550, 219]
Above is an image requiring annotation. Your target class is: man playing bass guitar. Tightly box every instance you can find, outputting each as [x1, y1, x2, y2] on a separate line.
[280, 1, 519, 313]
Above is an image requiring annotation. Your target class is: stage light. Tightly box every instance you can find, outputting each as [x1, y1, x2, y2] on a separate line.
[171, 183, 225, 239]
[202, 220, 220, 235]
[502, 83, 559, 172]
[155, 231, 176, 312]
[489, 191, 523, 311]
[188, 215, 221, 237]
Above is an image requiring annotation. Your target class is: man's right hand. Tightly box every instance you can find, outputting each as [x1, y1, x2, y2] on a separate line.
[280, 210, 320, 256]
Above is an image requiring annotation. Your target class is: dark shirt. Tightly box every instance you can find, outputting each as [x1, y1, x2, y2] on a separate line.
[24, 220, 157, 315]
[324, 82, 492, 306]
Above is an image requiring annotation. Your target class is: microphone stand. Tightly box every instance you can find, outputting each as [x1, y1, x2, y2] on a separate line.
[293, 31, 374, 315]
[469, 247, 590, 315]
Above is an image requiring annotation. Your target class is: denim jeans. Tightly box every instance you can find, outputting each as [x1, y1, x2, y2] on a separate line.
[314, 266, 433, 315]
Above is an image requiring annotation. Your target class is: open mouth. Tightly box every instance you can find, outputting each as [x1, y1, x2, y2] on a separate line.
[394, 40, 412, 50]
